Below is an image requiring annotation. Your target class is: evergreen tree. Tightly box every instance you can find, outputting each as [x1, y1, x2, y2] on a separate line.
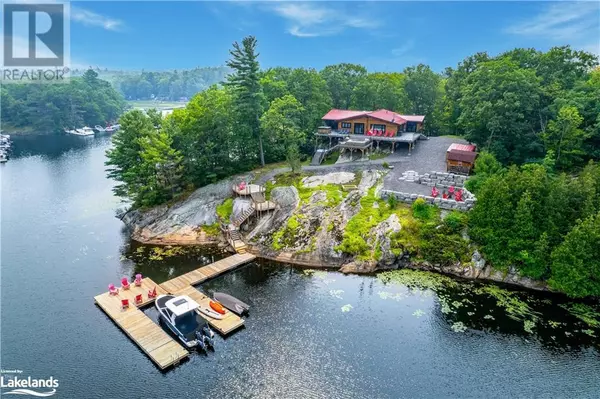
[549, 212, 600, 297]
[226, 36, 265, 166]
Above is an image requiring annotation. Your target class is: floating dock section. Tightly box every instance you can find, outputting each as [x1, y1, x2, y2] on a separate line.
[94, 253, 256, 370]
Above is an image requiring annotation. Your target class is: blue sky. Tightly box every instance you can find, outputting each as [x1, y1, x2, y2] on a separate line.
[68, 1, 600, 72]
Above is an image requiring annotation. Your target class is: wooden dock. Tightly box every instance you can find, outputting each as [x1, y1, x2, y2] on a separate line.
[94, 253, 256, 369]
[94, 278, 189, 369]
[159, 253, 256, 293]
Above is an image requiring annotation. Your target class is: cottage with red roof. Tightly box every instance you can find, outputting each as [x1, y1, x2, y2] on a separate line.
[320, 108, 425, 136]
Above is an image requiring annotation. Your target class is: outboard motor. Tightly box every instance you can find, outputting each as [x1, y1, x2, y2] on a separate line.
[202, 325, 215, 339]
[195, 331, 207, 351]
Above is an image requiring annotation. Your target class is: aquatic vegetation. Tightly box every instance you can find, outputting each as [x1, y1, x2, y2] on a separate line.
[483, 314, 495, 320]
[329, 289, 344, 299]
[313, 271, 327, 279]
[467, 312, 475, 316]
[302, 269, 317, 276]
[147, 246, 186, 261]
[523, 320, 535, 334]
[378, 269, 458, 292]
[582, 329, 596, 337]
[341, 304, 353, 312]
[559, 303, 600, 328]
[452, 300, 463, 309]
[474, 285, 540, 322]
[548, 320, 562, 328]
[413, 309, 425, 318]
[451, 322, 467, 332]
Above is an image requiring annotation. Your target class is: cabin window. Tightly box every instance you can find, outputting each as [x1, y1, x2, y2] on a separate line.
[340, 122, 352, 129]
[370, 124, 386, 133]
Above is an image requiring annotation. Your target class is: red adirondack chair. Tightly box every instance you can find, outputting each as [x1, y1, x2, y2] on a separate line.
[431, 187, 439, 198]
[108, 283, 118, 296]
[448, 186, 455, 195]
[148, 286, 157, 298]
[455, 189, 463, 202]
[121, 277, 130, 290]
[442, 192, 448, 200]
[134, 294, 143, 304]
[121, 299, 129, 310]
[134, 273, 142, 287]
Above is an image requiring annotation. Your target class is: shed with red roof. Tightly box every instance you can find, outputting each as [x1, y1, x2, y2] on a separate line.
[446, 143, 478, 175]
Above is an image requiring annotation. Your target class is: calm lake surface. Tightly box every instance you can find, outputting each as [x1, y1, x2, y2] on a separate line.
[1, 134, 599, 399]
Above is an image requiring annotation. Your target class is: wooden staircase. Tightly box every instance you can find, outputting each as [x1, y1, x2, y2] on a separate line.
[226, 225, 248, 254]
[232, 204, 255, 228]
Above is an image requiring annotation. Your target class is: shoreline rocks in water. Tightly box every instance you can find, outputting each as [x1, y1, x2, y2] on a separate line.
[120, 170, 550, 293]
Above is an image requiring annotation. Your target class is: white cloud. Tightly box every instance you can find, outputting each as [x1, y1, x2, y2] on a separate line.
[505, 2, 599, 41]
[391, 40, 415, 57]
[71, 6, 124, 31]
[269, 2, 378, 37]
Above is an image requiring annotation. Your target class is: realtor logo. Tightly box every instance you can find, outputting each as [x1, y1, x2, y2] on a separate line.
[2, 1, 70, 82]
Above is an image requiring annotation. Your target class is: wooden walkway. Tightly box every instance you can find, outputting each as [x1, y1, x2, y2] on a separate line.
[159, 253, 255, 293]
[94, 278, 189, 369]
[94, 253, 256, 369]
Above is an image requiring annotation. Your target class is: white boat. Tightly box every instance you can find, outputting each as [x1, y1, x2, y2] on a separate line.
[105, 124, 120, 133]
[76, 126, 95, 136]
[94, 125, 107, 132]
[0, 151, 8, 163]
[65, 127, 94, 136]
[155, 294, 215, 351]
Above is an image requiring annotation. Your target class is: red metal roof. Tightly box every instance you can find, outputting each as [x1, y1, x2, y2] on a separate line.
[368, 109, 407, 125]
[322, 109, 369, 121]
[447, 150, 478, 163]
[399, 114, 425, 123]
[322, 108, 425, 125]
[448, 143, 476, 152]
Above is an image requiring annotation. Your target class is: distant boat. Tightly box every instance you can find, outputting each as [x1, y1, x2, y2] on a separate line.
[0, 151, 8, 163]
[94, 125, 107, 132]
[105, 124, 120, 133]
[65, 127, 94, 136]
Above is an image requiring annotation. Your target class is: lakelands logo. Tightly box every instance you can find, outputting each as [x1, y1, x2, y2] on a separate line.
[0, 373, 58, 397]
[1, 1, 70, 83]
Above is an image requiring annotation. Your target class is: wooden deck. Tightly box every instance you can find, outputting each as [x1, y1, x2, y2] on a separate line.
[174, 286, 245, 335]
[94, 253, 256, 369]
[159, 253, 256, 293]
[94, 278, 188, 370]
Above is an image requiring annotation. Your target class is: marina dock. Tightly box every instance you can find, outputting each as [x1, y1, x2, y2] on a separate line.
[94, 253, 256, 369]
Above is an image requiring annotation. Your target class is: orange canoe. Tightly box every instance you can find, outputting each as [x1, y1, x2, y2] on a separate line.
[209, 300, 226, 315]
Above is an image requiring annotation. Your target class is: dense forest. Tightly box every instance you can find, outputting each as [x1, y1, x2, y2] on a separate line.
[104, 37, 599, 297]
[1, 69, 126, 132]
[70, 67, 230, 101]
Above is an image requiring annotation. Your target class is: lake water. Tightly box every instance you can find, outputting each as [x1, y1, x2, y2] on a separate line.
[1, 134, 599, 398]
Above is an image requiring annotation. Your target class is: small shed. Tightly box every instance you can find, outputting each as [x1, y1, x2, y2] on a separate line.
[446, 143, 477, 175]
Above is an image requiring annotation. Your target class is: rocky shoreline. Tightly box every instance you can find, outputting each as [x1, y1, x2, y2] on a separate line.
[119, 170, 549, 293]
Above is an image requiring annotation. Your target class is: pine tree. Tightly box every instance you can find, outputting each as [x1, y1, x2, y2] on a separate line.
[226, 36, 265, 166]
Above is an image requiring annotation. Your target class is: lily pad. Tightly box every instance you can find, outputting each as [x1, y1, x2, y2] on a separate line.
[341, 304, 353, 312]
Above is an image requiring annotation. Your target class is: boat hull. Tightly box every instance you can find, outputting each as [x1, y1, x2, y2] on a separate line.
[213, 292, 250, 316]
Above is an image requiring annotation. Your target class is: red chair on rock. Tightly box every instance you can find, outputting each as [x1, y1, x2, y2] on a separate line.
[442, 192, 448, 200]
[455, 189, 463, 202]
[431, 187, 439, 198]
[448, 186, 455, 196]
